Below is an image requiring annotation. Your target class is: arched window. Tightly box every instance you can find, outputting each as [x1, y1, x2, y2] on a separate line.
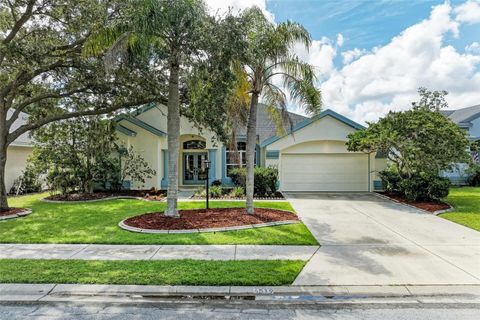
[183, 139, 206, 150]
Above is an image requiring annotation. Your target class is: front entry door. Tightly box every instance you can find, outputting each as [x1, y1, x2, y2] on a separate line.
[183, 153, 208, 185]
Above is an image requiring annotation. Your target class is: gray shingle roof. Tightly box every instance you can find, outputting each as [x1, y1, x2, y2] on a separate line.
[237, 104, 308, 143]
[442, 104, 480, 124]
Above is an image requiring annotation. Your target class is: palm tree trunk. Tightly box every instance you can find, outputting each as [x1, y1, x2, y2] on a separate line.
[245, 92, 259, 214]
[165, 61, 181, 217]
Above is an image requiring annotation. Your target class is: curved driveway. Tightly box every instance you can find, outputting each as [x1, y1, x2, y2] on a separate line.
[285, 193, 480, 286]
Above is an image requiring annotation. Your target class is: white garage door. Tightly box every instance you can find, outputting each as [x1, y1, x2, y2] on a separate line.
[281, 153, 369, 191]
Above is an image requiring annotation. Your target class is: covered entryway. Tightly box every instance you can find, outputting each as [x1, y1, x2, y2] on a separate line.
[280, 153, 369, 192]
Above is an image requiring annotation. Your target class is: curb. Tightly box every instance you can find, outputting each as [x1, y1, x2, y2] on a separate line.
[2, 283, 480, 304]
[118, 219, 300, 234]
[40, 196, 165, 204]
[0, 208, 32, 221]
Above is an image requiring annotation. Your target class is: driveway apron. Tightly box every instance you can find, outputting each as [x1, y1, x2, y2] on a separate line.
[285, 192, 480, 286]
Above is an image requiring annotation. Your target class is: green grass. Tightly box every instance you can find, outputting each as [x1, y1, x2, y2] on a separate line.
[0, 259, 305, 286]
[441, 187, 480, 231]
[0, 193, 317, 245]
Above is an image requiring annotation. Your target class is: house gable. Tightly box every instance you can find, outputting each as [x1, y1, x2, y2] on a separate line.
[261, 109, 364, 149]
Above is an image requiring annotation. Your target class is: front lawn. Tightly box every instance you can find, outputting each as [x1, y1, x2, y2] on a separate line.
[441, 187, 480, 231]
[0, 193, 317, 245]
[0, 259, 305, 286]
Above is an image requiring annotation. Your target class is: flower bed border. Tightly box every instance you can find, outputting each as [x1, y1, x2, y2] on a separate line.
[118, 219, 300, 234]
[41, 196, 165, 204]
[190, 196, 285, 201]
[374, 192, 453, 215]
[0, 208, 32, 221]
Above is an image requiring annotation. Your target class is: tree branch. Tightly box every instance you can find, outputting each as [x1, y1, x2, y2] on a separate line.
[6, 87, 91, 129]
[0, 0, 36, 66]
[7, 96, 166, 145]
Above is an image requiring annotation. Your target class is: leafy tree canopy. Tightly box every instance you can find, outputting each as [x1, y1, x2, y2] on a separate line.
[347, 88, 471, 178]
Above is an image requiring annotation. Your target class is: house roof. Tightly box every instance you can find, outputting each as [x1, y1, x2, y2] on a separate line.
[115, 103, 308, 144]
[260, 108, 365, 147]
[7, 109, 32, 147]
[441, 104, 480, 126]
[236, 104, 308, 143]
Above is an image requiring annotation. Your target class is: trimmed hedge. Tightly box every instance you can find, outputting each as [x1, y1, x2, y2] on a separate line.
[229, 166, 278, 197]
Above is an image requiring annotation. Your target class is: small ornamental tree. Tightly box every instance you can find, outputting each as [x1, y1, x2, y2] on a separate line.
[347, 88, 470, 200]
[30, 117, 155, 195]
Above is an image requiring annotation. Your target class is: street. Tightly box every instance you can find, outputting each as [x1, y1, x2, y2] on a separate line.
[1, 302, 479, 320]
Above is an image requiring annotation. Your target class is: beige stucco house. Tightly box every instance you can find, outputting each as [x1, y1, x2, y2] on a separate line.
[6, 110, 33, 192]
[116, 104, 387, 192]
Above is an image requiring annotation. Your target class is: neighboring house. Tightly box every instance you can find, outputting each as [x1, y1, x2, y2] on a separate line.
[116, 104, 387, 192]
[5, 110, 33, 192]
[440, 104, 480, 184]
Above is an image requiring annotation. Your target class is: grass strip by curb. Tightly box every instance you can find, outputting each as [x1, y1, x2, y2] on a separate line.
[0, 259, 306, 286]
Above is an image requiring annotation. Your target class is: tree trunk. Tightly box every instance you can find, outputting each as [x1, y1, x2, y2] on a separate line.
[245, 92, 259, 214]
[165, 61, 181, 217]
[0, 108, 9, 211]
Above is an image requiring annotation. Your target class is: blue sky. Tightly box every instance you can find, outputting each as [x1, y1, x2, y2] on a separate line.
[207, 0, 480, 122]
[269, 0, 479, 68]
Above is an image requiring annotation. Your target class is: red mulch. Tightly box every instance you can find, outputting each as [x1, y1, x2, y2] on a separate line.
[45, 190, 166, 202]
[0, 207, 25, 217]
[381, 192, 451, 213]
[123, 208, 299, 230]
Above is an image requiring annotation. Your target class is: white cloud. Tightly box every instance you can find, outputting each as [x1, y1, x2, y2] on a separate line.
[293, 40, 337, 78]
[341, 48, 367, 64]
[466, 42, 480, 54]
[454, 0, 480, 23]
[317, 2, 480, 124]
[336, 33, 344, 47]
[204, 0, 274, 21]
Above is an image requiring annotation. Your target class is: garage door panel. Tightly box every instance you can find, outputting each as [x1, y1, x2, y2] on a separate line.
[281, 154, 368, 192]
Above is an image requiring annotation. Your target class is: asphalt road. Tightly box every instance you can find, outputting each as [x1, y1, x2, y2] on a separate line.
[1, 302, 479, 320]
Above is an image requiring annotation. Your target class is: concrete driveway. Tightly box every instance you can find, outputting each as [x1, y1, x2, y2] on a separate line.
[285, 193, 480, 286]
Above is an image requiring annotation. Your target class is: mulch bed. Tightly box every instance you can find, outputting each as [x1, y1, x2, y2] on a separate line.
[0, 207, 26, 217]
[123, 208, 299, 230]
[380, 192, 451, 213]
[45, 189, 166, 202]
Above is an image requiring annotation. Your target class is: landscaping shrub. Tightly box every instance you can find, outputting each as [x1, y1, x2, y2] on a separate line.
[230, 186, 245, 198]
[229, 166, 278, 197]
[380, 168, 450, 201]
[379, 168, 401, 192]
[195, 187, 206, 197]
[209, 185, 223, 198]
[467, 164, 480, 186]
[8, 165, 42, 195]
[211, 180, 222, 187]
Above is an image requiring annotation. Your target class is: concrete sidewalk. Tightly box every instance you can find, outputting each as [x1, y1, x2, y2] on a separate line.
[0, 244, 318, 261]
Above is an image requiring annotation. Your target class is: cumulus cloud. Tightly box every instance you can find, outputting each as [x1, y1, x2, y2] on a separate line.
[206, 0, 480, 124]
[454, 0, 480, 23]
[341, 48, 367, 64]
[336, 34, 344, 47]
[466, 42, 480, 54]
[319, 2, 480, 123]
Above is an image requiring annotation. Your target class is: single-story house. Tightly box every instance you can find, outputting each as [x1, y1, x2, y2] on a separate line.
[440, 104, 480, 184]
[116, 104, 387, 192]
[5, 110, 33, 192]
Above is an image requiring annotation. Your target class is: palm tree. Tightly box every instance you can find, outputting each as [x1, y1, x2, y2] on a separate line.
[85, 0, 209, 217]
[239, 8, 322, 214]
